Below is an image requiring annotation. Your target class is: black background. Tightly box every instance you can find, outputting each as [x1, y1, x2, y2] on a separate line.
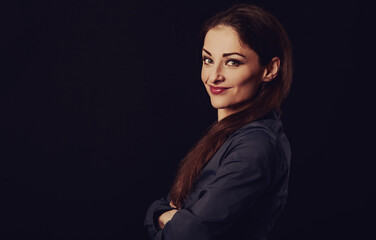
[1, 0, 374, 239]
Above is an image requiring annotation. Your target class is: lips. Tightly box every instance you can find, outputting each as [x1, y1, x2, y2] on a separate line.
[209, 86, 230, 95]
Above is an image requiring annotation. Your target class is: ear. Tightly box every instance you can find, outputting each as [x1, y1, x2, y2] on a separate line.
[261, 57, 280, 83]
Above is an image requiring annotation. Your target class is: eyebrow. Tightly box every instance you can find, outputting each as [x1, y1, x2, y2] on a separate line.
[202, 48, 246, 58]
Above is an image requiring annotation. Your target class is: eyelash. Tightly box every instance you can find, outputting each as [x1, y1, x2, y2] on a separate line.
[202, 57, 242, 66]
[226, 59, 241, 66]
[202, 57, 213, 65]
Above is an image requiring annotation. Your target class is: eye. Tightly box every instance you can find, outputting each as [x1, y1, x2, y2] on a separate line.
[202, 57, 213, 65]
[226, 59, 242, 66]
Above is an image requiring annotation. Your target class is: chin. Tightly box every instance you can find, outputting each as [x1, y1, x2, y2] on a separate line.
[210, 99, 231, 109]
[210, 97, 252, 112]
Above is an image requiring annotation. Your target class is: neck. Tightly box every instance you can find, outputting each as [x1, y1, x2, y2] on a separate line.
[217, 102, 253, 122]
[217, 109, 233, 122]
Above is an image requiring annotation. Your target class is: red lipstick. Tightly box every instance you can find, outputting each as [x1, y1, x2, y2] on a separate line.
[209, 86, 229, 95]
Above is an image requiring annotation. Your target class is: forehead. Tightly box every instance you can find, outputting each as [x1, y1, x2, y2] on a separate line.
[203, 25, 249, 54]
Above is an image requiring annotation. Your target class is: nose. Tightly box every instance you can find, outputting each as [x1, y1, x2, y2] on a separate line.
[208, 64, 225, 84]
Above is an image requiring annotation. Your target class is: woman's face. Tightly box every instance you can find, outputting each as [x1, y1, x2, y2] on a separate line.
[201, 25, 268, 117]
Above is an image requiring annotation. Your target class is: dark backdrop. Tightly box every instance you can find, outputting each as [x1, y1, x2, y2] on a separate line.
[1, 0, 374, 239]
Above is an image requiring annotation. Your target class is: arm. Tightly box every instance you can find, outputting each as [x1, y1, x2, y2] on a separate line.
[152, 130, 276, 240]
[144, 193, 177, 238]
[158, 205, 179, 229]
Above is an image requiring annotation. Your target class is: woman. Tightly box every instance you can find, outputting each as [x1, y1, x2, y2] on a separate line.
[144, 3, 292, 240]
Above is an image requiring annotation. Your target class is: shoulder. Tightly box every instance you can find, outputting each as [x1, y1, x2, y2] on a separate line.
[220, 116, 284, 167]
[230, 117, 281, 149]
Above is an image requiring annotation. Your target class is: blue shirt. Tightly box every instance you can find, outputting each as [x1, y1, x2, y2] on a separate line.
[144, 111, 291, 240]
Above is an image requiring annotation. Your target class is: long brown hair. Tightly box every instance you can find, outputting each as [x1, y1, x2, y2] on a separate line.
[169, 4, 293, 209]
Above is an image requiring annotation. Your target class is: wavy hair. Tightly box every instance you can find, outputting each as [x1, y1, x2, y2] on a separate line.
[169, 4, 293, 208]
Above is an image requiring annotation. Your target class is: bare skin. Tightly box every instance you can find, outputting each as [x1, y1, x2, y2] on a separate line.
[158, 201, 179, 229]
[201, 25, 280, 121]
[158, 25, 280, 229]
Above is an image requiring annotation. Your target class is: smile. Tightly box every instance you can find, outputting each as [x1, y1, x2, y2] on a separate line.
[209, 86, 230, 95]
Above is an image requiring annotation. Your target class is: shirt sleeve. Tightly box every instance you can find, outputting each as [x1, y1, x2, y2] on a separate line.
[144, 192, 177, 238]
[149, 129, 276, 240]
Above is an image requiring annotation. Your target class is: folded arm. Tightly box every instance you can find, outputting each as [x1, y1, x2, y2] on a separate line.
[145, 130, 275, 240]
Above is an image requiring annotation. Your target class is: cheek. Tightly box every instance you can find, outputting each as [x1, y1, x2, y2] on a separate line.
[241, 81, 259, 96]
[201, 68, 207, 83]
[232, 70, 261, 95]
